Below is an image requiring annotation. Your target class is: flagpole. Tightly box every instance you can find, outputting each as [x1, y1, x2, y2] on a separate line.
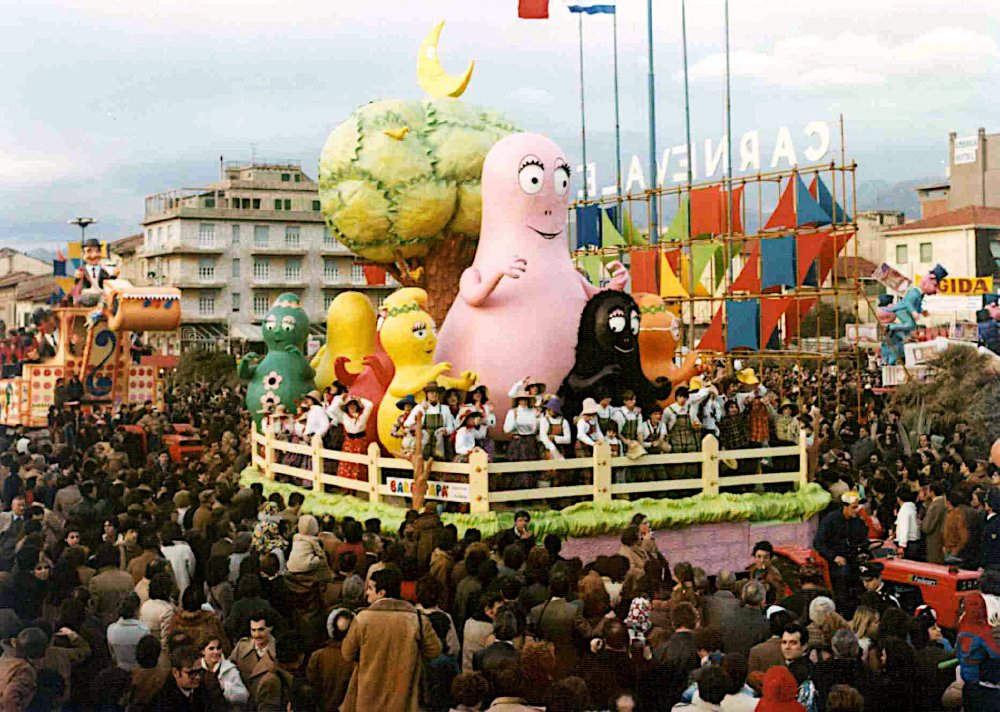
[724, 0, 733, 242]
[681, 0, 694, 348]
[577, 11, 588, 201]
[612, 7, 623, 231]
[646, 0, 658, 244]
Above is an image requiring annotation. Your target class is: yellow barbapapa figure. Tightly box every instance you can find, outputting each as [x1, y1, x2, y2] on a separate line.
[377, 287, 477, 457]
[310, 292, 376, 389]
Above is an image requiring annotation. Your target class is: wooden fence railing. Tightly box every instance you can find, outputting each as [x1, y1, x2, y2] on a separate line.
[250, 425, 809, 514]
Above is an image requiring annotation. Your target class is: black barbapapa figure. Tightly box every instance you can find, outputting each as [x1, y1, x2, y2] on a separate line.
[557, 290, 672, 425]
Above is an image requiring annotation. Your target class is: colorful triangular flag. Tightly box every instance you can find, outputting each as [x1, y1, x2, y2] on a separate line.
[601, 209, 626, 247]
[518, 0, 549, 18]
[795, 174, 830, 227]
[697, 307, 725, 352]
[658, 251, 688, 298]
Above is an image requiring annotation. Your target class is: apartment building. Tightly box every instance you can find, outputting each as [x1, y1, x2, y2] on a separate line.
[140, 160, 394, 353]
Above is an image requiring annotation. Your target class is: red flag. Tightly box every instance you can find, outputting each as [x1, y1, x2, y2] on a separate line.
[764, 178, 795, 231]
[518, 0, 549, 18]
[56, 247, 66, 261]
[697, 307, 725, 352]
[629, 249, 658, 295]
[363, 265, 387, 286]
[729, 240, 761, 293]
[761, 296, 794, 346]
[795, 230, 830, 285]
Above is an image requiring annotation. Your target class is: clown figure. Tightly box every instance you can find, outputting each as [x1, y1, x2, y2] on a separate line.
[72, 237, 118, 307]
[877, 264, 947, 365]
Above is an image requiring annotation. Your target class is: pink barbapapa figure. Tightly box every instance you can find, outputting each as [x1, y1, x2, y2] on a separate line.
[435, 133, 627, 427]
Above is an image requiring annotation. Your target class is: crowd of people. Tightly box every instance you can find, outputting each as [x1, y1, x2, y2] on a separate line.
[0, 358, 998, 711]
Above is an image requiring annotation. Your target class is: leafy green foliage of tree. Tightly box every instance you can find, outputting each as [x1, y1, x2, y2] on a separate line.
[892, 345, 1000, 441]
[799, 303, 855, 338]
[173, 349, 239, 390]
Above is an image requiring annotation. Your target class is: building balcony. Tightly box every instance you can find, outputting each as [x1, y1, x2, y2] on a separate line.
[251, 277, 307, 288]
[174, 278, 229, 289]
[248, 245, 309, 256]
[321, 280, 388, 289]
[144, 205, 325, 225]
[180, 313, 228, 323]
[318, 241, 352, 254]
[139, 244, 227, 257]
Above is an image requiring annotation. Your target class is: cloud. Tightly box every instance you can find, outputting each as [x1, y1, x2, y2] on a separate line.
[684, 26, 1000, 87]
[505, 87, 556, 108]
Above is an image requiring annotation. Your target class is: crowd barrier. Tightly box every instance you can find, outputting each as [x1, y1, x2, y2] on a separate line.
[250, 425, 809, 514]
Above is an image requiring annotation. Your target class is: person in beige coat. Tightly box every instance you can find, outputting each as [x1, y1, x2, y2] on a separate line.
[340, 568, 441, 712]
[287, 515, 332, 584]
[229, 612, 278, 703]
[921, 482, 947, 565]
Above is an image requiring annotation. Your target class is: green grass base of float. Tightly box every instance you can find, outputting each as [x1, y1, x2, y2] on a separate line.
[240, 467, 830, 539]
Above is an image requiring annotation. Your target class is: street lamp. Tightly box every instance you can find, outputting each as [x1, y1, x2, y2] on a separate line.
[68, 217, 96, 241]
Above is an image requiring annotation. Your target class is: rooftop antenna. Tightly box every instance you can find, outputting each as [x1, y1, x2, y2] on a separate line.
[250, 143, 258, 166]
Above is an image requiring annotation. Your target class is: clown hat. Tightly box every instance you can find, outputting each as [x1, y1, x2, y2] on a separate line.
[985, 293, 999, 306]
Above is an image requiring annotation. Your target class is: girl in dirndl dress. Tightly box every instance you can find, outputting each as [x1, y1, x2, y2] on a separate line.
[664, 387, 701, 478]
[503, 391, 539, 461]
[337, 396, 373, 481]
[466, 386, 496, 461]
[613, 391, 644, 484]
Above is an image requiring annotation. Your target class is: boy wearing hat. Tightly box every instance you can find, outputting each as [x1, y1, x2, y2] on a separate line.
[391, 395, 418, 456]
[538, 398, 571, 461]
[574, 398, 604, 459]
[405, 384, 455, 461]
[687, 377, 723, 438]
[612, 390, 644, 453]
[453, 407, 484, 462]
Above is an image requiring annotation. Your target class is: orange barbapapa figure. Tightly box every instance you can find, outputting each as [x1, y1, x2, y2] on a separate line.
[635, 293, 703, 401]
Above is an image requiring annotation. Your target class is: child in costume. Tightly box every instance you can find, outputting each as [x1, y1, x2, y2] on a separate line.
[956, 590, 1000, 710]
[538, 397, 571, 487]
[574, 398, 604, 457]
[613, 390, 644, 455]
[453, 407, 484, 463]
[665, 386, 701, 477]
[405, 383, 456, 461]
[508, 377, 547, 409]
[503, 390, 540, 462]
[337, 396, 374, 482]
[391, 395, 418, 456]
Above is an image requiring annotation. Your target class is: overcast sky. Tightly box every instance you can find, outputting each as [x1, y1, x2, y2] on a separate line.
[2, 0, 999, 247]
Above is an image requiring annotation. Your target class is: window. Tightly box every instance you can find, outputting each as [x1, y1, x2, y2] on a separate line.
[324, 258, 340, 281]
[285, 226, 300, 248]
[254, 225, 269, 247]
[274, 199, 283, 210]
[198, 223, 215, 248]
[253, 257, 270, 282]
[283, 199, 291, 210]
[351, 264, 365, 285]
[895, 244, 908, 263]
[231, 224, 240, 245]
[281, 173, 290, 182]
[252, 199, 261, 209]
[231, 258, 240, 279]
[376, 294, 388, 309]
[198, 257, 215, 281]
[253, 294, 269, 315]
[242, 198, 251, 209]
[324, 294, 335, 310]
[198, 294, 215, 316]
[285, 258, 301, 281]
[323, 226, 336, 247]
[312, 200, 321, 211]
[204, 197, 215, 208]
[232, 293, 241, 312]
[294, 174, 301, 183]
[919, 242, 933, 262]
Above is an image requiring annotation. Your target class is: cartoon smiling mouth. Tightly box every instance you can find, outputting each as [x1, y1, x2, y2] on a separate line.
[614, 344, 635, 353]
[528, 226, 562, 240]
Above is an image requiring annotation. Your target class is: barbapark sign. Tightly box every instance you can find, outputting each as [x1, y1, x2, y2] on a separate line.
[576, 120, 833, 199]
[386, 477, 470, 503]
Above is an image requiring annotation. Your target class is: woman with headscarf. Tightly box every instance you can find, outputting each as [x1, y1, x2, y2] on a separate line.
[957, 591, 1000, 711]
[252, 501, 288, 574]
[755, 666, 806, 712]
[6, 546, 52, 622]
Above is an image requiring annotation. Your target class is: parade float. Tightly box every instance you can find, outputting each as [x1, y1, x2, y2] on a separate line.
[0, 238, 181, 427]
[234, 20, 880, 568]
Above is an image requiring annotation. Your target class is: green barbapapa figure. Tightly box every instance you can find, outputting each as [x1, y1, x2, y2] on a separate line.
[238, 292, 316, 431]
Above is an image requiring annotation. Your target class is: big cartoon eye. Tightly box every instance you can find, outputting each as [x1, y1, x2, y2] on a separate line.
[630, 312, 640, 335]
[553, 163, 570, 196]
[518, 159, 544, 195]
[281, 315, 296, 331]
[608, 315, 626, 333]
[412, 321, 428, 340]
[264, 315, 277, 330]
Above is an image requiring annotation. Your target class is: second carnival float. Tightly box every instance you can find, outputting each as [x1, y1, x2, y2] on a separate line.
[238, 19, 857, 571]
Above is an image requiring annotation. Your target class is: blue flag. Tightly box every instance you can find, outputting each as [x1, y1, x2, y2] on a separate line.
[568, 4, 615, 14]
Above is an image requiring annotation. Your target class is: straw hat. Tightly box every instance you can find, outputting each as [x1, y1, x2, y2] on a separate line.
[688, 376, 705, 391]
[340, 395, 364, 413]
[303, 390, 323, 405]
[736, 368, 759, 386]
[396, 394, 417, 410]
[456, 406, 481, 427]
[512, 390, 534, 404]
[778, 398, 799, 415]
[580, 398, 600, 416]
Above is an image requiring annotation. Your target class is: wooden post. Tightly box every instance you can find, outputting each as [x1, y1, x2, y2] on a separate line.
[797, 429, 809, 489]
[593, 440, 612, 503]
[367, 442, 382, 504]
[468, 450, 490, 515]
[263, 422, 275, 481]
[311, 434, 324, 493]
[701, 434, 720, 496]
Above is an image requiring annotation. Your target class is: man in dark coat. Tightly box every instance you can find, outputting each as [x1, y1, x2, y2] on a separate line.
[721, 580, 770, 658]
[813, 491, 868, 611]
[148, 645, 226, 712]
[529, 570, 591, 679]
[982, 488, 1000, 571]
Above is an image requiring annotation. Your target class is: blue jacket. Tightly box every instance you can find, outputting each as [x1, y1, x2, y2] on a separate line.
[982, 513, 1000, 568]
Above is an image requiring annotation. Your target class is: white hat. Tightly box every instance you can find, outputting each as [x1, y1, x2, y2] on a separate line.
[766, 605, 787, 619]
[580, 398, 600, 416]
[841, 490, 860, 504]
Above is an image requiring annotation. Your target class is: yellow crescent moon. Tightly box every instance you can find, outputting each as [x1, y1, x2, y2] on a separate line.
[417, 21, 474, 99]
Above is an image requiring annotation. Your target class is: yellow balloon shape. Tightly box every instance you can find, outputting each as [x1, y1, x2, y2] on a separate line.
[417, 21, 474, 99]
[310, 292, 376, 389]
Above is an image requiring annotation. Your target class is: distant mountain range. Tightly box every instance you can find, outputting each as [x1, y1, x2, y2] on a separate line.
[25, 248, 56, 263]
[855, 178, 932, 218]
